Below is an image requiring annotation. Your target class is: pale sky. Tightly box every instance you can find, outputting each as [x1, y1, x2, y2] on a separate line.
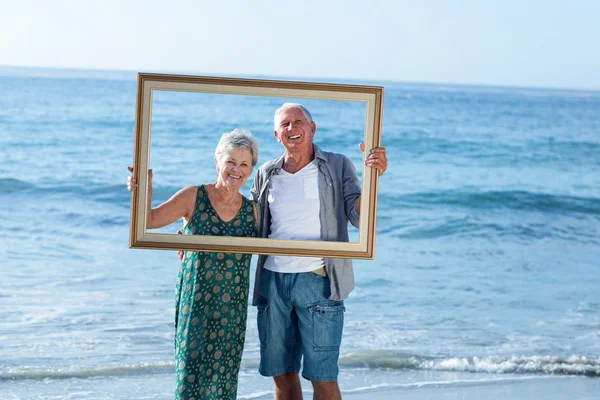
[1, 0, 599, 90]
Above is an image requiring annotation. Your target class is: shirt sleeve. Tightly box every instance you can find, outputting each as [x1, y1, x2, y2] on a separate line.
[342, 155, 361, 228]
[250, 168, 261, 202]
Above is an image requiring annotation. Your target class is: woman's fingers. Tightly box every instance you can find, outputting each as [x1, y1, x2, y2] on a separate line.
[126, 166, 137, 191]
[177, 230, 184, 262]
[126, 168, 153, 191]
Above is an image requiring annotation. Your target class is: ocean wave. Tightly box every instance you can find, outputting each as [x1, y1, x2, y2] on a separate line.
[339, 351, 600, 377]
[0, 178, 36, 194]
[382, 189, 600, 216]
[390, 216, 503, 239]
[379, 135, 600, 166]
[33, 273, 107, 288]
[0, 361, 174, 381]
[3, 353, 598, 381]
[0, 179, 179, 208]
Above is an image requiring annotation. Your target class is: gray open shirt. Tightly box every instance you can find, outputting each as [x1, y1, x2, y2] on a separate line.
[250, 145, 361, 306]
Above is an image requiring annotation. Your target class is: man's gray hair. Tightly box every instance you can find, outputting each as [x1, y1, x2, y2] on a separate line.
[274, 103, 314, 127]
[214, 128, 259, 167]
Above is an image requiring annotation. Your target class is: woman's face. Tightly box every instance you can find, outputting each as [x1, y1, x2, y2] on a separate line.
[215, 148, 253, 189]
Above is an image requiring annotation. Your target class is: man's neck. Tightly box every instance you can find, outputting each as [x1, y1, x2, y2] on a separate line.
[282, 148, 315, 174]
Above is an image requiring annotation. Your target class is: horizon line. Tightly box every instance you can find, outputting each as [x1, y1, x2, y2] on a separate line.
[1, 64, 599, 94]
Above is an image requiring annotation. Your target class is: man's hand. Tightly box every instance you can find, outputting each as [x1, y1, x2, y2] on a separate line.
[359, 143, 387, 176]
[177, 230, 185, 262]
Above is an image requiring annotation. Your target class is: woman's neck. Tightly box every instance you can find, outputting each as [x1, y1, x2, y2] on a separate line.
[211, 182, 239, 203]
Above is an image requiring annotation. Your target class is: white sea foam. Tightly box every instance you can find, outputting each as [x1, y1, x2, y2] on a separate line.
[4, 353, 598, 382]
[338, 351, 600, 376]
[0, 361, 174, 380]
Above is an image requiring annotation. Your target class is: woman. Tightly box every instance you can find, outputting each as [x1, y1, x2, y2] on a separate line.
[127, 128, 259, 400]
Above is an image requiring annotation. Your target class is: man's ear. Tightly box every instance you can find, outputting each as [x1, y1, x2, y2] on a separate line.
[274, 130, 281, 143]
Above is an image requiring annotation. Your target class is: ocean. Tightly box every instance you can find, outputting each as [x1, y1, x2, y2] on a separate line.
[1, 67, 599, 399]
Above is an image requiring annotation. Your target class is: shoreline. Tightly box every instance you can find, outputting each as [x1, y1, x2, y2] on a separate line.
[342, 376, 600, 400]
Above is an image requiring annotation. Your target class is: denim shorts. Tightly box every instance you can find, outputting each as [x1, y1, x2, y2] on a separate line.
[256, 268, 345, 382]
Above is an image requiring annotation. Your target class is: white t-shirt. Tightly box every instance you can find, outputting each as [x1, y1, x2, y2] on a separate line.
[263, 160, 325, 273]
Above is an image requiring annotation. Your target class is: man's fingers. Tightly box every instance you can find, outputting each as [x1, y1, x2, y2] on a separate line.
[359, 143, 365, 153]
[366, 148, 387, 162]
[364, 146, 387, 177]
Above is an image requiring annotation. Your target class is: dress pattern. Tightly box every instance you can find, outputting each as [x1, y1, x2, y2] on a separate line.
[174, 185, 256, 399]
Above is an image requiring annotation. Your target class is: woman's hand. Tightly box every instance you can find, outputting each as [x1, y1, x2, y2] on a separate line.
[127, 166, 193, 230]
[126, 166, 153, 191]
[177, 230, 185, 262]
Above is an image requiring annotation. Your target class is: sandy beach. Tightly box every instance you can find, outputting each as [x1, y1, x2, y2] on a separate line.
[343, 376, 600, 400]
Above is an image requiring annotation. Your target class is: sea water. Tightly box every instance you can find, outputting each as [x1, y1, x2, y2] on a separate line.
[1, 67, 599, 398]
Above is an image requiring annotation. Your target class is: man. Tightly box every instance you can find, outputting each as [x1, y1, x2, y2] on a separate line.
[251, 103, 387, 400]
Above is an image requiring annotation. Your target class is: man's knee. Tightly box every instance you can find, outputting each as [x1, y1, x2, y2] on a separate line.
[274, 371, 300, 386]
[311, 380, 341, 400]
[273, 372, 302, 399]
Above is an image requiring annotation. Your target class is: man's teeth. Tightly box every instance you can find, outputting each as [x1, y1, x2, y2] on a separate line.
[229, 174, 241, 178]
[289, 135, 301, 139]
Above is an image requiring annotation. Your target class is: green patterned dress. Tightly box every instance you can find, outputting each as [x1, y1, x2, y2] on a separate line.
[174, 185, 256, 399]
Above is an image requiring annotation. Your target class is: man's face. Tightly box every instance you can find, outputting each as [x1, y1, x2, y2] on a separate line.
[274, 108, 316, 154]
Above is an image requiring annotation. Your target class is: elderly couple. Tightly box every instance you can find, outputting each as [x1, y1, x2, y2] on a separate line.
[127, 103, 387, 400]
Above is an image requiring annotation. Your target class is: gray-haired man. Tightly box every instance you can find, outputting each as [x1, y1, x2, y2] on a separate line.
[252, 103, 387, 400]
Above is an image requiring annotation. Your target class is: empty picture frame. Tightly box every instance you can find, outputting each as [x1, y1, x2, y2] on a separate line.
[129, 72, 383, 259]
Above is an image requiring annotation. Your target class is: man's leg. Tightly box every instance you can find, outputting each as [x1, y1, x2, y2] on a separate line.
[311, 380, 341, 400]
[293, 272, 346, 398]
[257, 270, 303, 399]
[273, 372, 303, 400]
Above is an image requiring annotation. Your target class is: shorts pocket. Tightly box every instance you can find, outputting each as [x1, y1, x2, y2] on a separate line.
[309, 271, 328, 280]
[256, 297, 269, 345]
[309, 302, 345, 351]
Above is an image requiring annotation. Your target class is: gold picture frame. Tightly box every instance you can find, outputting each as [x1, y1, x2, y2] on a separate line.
[129, 73, 383, 259]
